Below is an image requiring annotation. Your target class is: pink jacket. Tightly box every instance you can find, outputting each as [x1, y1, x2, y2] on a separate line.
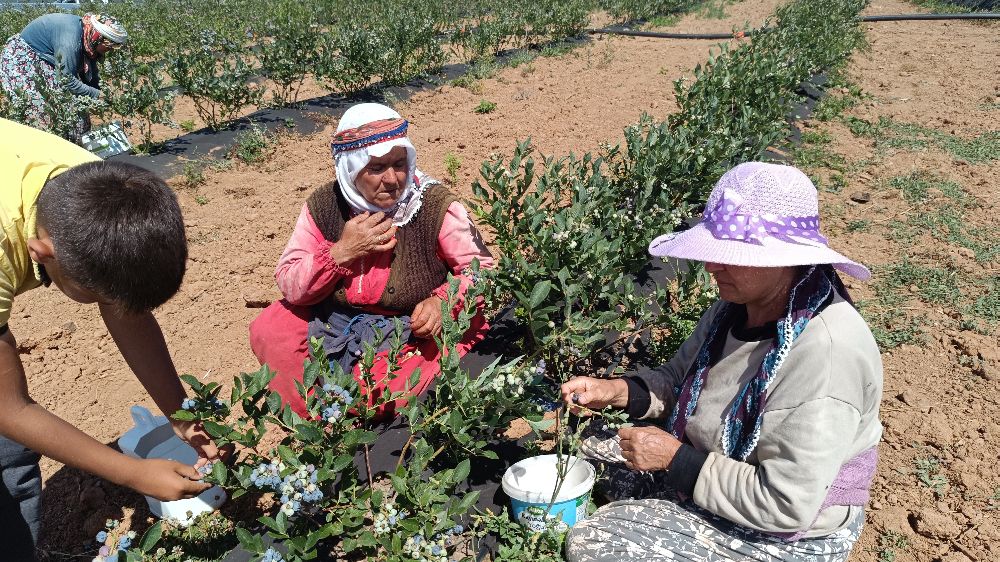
[275, 201, 494, 310]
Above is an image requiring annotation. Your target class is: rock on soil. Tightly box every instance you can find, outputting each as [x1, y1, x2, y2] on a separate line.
[910, 508, 962, 540]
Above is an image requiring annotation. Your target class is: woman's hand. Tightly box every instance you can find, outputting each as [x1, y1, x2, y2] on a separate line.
[330, 212, 398, 265]
[618, 426, 682, 472]
[411, 296, 444, 339]
[560, 376, 629, 414]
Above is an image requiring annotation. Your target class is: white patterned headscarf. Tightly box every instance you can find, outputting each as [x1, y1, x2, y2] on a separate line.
[332, 103, 429, 226]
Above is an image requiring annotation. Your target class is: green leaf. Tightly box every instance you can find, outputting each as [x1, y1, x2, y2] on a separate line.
[212, 461, 229, 486]
[390, 473, 408, 495]
[259, 515, 283, 534]
[277, 445, 298, 467]
[275, 510, 289, 534]
[331, 454, 354, 473]
[180, 374, 202, 391]
[266, 391, 283, 414]
[343, 429, 378, 448]
[526, 417, 555, 436]
[528, 280, 552, 308]
[454, 490, 480, 514]
[295, 423, 323, 443]
[235, 527, 264, 553]
[202, 420, 230, 439]
[453, 459, 471, 483]
[170, 410, 196, 422]
[138, 521, 162, 552]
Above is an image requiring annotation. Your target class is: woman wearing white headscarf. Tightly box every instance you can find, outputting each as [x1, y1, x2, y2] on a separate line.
[0, 13, 127, 141]
[250, 103, 494, 419]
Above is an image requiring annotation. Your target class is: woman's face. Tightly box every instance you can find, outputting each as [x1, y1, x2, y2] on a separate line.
[703, 262, 798, 306]
[355, 146, 409, 208]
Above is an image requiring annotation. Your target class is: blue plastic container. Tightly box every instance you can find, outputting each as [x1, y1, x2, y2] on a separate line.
[502, 455, 595, 532]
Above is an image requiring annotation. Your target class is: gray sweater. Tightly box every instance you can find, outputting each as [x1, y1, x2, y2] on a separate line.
[631, 295, 883, 537]
[20, 13, 100, 98]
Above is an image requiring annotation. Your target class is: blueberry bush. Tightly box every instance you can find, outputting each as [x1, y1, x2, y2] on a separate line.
[1, 0, 716, 140]
[166, 30, 264, 130]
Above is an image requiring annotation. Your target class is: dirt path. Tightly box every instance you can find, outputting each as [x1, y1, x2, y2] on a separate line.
[805, 2, 999, 561]
[27, 1, 786, 556]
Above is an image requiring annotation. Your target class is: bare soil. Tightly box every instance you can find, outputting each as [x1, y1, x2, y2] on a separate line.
[812, 2, 1000, 561]
[22, 1, 998, 560]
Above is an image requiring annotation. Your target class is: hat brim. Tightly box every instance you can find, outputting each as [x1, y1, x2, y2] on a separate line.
[649, 222, 871, 280]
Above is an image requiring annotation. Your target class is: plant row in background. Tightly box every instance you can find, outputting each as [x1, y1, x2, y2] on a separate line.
[0, 0, 718, 144]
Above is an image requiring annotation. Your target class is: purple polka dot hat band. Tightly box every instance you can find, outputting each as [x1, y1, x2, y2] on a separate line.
[705, 188, 829, 245]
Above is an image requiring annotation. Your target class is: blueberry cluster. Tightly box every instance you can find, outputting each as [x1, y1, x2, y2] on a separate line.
[93, 519, 137, 559]
[402, 525, 464, 562]
[372, 504, 409, 535]
[250, 460, 324, 517]
[181, 396, 225, 411]
[250, 459, 285, 488]
[318, 382, 354, 423]
[260, 547, 284, 562]
[489, 360, 544, 395]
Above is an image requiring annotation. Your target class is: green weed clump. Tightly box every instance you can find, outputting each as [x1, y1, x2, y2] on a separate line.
[871, 530, 909, 562]
[474, 99, 498, 114]
[848, 116, 1000, 164]
[231, 124, 276, 164]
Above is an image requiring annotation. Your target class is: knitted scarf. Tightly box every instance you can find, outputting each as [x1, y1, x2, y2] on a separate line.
[80, 16, 101, 70]
[666, 265, 852, 461]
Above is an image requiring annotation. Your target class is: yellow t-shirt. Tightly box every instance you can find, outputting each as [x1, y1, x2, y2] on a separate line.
[0, 119, 99, 328]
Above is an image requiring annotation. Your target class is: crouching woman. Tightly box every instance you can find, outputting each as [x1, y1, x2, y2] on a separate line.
[562, 162, 882, 562]
[250, 103, 493, 419]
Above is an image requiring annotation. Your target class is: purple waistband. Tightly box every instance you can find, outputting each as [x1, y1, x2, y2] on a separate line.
[772, 446, 879, 542]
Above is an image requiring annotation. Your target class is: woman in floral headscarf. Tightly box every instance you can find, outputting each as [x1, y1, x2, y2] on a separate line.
[562, 162, 882, 562]
[0, 12, 127, 140]
[250, 103, 494, 419]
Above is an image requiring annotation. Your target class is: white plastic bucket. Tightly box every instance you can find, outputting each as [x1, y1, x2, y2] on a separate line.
[501, 454, 595, 532]
[117, 406, 227, 526]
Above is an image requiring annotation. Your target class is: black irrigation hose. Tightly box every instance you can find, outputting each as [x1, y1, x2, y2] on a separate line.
[586, 12, 1000, 40]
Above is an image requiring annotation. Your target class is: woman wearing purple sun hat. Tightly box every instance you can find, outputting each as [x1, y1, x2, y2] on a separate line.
[562, 162, 882, 561]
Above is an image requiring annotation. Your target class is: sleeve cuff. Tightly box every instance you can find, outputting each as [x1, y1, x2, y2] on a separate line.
[315, 240, 352, 276]
[623, 376, 651, 419]
[665, 444, 708, 497]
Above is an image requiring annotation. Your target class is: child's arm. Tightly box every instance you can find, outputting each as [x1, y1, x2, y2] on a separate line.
[0, 330, 210, 500]
[98, 304, 225, 463]
[275, 204, 353, 305]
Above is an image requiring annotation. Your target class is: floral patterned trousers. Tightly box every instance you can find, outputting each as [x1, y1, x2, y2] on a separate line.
[0, 34, 88, 141]
[565, 420, 864, 562]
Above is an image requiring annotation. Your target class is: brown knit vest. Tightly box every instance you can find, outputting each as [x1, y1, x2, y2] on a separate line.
[306, 180, 458, 314]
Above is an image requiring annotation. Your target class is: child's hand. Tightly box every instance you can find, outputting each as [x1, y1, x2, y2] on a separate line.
[330, 211, 398, 265]
[410, 295, 444, 338]
[171, 419, 234, 464]
[129, 458, 212, 501]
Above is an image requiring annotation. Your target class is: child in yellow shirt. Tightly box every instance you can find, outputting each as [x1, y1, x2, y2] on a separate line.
[0, 119, 225, 556]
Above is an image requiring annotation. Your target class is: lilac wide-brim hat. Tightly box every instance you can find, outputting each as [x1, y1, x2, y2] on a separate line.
[649, 162, 871, 280]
